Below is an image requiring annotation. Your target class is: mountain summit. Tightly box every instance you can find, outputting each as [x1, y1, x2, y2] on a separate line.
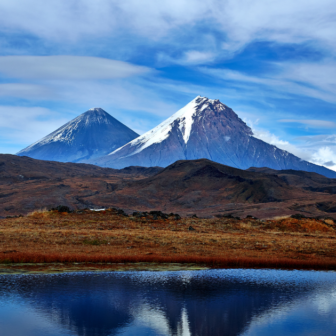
[17, 108, 139, 162]
[89, 97, 336, 178]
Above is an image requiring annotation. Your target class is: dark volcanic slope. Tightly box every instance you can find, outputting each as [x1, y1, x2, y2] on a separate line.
[100, 159, 309, 209]
[17, 108, 139, 163]
[0, 154, 158, 217]
[1, 154, 118, 179]
[247, 167, 336, 191]
[89, 96, 336, 179]
[1, 155, 336, 218]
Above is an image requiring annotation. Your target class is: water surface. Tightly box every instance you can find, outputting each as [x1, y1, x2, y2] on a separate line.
[1, 269, 336, 335]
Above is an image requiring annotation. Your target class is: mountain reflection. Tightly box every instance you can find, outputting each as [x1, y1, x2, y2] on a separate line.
[0, 269, 334, 336]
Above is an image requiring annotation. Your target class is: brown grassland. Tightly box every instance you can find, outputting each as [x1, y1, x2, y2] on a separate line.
[1, 208, 336, 272]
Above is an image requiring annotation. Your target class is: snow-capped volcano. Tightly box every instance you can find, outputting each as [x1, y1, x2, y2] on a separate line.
[17, 108, 139, 162]
[89, 97, 336, 178]
[114, 96, 251, 155]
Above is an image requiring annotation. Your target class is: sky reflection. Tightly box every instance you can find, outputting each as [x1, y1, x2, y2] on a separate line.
[1, 269, 336, 336]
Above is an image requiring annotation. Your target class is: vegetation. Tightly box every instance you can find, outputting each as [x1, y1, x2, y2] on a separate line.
[0, 208, 336, 271]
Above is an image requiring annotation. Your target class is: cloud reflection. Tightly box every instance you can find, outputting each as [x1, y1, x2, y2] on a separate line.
[1, 270, 336, 336]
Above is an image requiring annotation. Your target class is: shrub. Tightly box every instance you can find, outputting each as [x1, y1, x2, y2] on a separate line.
[51, 205, 72, 213]
[27, 208, 50, 217]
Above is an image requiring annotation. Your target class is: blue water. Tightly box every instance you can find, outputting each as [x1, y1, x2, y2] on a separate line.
[1, 269, 336, 336]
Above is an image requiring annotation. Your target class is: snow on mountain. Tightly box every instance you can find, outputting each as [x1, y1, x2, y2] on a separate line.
[17, 108, 139, 163]
[88, 97, 336, 178]
[113, 97, 200, 156]
[112, 96, 234, 156]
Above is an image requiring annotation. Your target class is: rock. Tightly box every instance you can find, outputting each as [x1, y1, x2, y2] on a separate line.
[188, 226, 196, 231]
[133, 211, 147, 218]
[325, 219, 334, 225]
[51, 205, 72, 213]
[149, 210, 169, 219]
[117, 209, 128, 217]
[291, 214, 306, 219]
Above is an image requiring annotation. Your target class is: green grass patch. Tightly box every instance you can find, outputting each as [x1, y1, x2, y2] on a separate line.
[82, 239, 108, 246]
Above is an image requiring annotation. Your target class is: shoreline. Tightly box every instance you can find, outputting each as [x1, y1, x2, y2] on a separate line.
[1, 253, 336, 274]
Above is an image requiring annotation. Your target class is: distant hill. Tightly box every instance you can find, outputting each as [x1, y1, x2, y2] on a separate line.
[2, 154, 336, 219]
[17, 108, 139, 162]
[88, 96, 336, 178]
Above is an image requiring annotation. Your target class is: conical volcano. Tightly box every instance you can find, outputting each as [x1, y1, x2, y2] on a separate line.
[89, 97, 336, 178]
[17, 108, 139, 162]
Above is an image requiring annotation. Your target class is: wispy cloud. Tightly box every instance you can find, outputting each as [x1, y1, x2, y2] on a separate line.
[0, 56, 152, 80]
[248, 125, 312, 161]
[251, 126, 336, 172]
[312, 147, 336, 172]
[158, 50, 216, 66]
[200, 61, 336, 104]
[279, 119, 336, 129]
[0, 83, 55, 100]
[0, 106, 68, 153]
[1, 1, 336, 59]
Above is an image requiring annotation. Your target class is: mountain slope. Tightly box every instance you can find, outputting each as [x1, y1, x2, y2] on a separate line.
[89, 97, 336, 178]
[1, 155, 336, 218]
[17, 108, 139, 162]
[80, 158, 336, 218]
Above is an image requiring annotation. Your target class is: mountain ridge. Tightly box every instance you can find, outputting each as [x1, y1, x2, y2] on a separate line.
[2, 154, 336, 219]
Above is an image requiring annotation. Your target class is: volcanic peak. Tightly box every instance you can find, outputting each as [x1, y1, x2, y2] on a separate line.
[111, 96, 251, 157]
[17, 107, 139, 163]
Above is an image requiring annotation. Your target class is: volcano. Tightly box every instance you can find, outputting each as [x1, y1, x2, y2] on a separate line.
[89, 97, 336, 178]
[17, 108, 139, 162]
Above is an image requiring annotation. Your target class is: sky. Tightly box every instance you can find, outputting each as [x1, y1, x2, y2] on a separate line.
[0, 0, 336, 171]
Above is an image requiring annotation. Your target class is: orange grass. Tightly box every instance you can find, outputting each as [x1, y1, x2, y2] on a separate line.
[1, 209, 336, 271]
[1, 252, 336, 271]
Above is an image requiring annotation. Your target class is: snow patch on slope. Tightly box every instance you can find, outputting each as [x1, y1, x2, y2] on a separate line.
[110, 96, 207, 156]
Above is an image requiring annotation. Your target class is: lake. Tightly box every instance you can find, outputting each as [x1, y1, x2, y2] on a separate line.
[1, 269, 336, 335]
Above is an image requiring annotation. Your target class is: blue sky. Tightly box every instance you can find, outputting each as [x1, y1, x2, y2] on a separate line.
[0, 0, 336, 171]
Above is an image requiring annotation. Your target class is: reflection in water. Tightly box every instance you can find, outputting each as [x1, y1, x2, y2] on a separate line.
[1, 269, 336, 336]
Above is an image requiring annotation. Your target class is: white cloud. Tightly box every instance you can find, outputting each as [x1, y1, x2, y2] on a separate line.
[200, 63, 336, 104]
[0, 106, 68, 151]
[0, 83, 55, 100]
[312, 147, 336, 172]
[296, 134, 336, 148]
[253, 128, 336, 172]
[279, 119, 336, 129]
[0, 0, 118, 41]
[251, 127, 311, 161]
[49, 79, 178, 117]
[0, 0, 210, 42]
[0, 56, 151, 80]
[245, 118, 336, 171]
[215, 1, 336, 51]
[159, 51, 216, 66]
[1, 1, 336, 56]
